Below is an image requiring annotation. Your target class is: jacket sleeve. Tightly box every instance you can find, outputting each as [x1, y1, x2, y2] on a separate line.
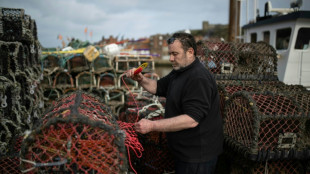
[181, 77, 213, 122]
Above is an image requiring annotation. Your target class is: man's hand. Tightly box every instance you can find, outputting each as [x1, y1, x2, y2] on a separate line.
[125, 68, 144, 82]
[134, 118, 154, 134]
[134, 115, 198, 133]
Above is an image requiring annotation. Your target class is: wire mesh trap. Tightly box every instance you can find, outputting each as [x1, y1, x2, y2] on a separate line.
[93, 55, 113, 73]
[217, 80, 308, 117]
[67, 54, 90, 73]
[40, 54, 61, 73]
[97, 71, 116, 89]
[0, 135, 24, 174]
[20, 91, 129, 173]
[75, 71, 96, 89]
[0, 8, 34, 42]
[0, 41, 26, 76]
[42, 88, 62, 108]
[223, 91, 309, 161]
[53, 70, 75, 90]
[197, 41, 278, 80]
[113, 55, 155, 74]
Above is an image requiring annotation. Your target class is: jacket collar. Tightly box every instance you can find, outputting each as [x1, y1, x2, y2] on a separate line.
[173, 57, 199, 74]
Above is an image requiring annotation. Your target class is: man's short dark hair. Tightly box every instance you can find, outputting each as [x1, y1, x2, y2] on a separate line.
[167, 32, 197, 56]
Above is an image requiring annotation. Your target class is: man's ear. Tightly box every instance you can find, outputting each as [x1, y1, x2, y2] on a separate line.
[187, 47, 195, 57]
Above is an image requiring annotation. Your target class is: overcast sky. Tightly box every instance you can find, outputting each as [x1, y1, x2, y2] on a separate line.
[1, 0, 309, 48]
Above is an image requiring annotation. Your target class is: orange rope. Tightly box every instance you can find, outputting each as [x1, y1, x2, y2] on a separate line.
[119, 73, 144, 174]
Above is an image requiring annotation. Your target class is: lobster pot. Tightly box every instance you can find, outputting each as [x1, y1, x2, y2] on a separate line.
[68, 54, 89, 72]
[292, 92, 310, 141]
[41, 55, 61, 73]
[216, 79, 307, 95]
[113, 56, 131, 73]
[224, 91, 309, 161]
[0, 77, 22, 121]
[40, 71, 52, 88]
[20, 91, 128, 174]
[230, 158, 304, 174]
[217, 82, 307, 118]
[53, 70, 74, 90]
[118, 73, 138, 90]
[0, 155, 21, 174]
[125, 93, 152, 109]
[0, 41, 25, 76]
[113, 55, 155, 73]
[0, 8, 33, 42]
[87, 88, 103, 97]
[121, 91, 159, 122]
[0, 136, 24, 174]
[120, 90, 166, 123]
[218, 83, 260, 119]
[75, 71, 96, 89]
[216, 79, 283, 87]
[101, 88, 124, 116]
[42, 88, 62, 108]
[1, 72, 42, 131]
[93, 55, 113, 73]
[123, 108, 142, 123]
[200, 42, 277, 80]
[201, 42, 236, 74]
[97, 72, 116, 89]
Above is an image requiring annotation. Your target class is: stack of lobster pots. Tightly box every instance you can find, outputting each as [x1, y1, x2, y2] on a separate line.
[40, 51, 157, 116]
[197, 41, 310, 173]
[40, 48, 119, 111]
[0, 7, 44, 173]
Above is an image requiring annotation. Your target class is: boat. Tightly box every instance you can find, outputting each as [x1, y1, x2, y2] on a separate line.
[242, 0, 310, 89]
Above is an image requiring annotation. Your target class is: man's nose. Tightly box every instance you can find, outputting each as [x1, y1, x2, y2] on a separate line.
[169, 55, 174, 62]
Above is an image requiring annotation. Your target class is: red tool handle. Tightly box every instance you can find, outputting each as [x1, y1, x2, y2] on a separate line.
[134, 67, 143, 75]
[133, 63, 148, 75]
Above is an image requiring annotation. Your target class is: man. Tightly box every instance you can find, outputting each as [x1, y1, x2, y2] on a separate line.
[126, 32, 223, 174]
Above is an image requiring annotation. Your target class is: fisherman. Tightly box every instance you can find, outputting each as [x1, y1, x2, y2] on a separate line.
[126, 32, 223, 174]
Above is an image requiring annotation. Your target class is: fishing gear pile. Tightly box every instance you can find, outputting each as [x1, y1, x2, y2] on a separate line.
[20, 90, 130, 173]
[0, 7, 44, 173]
[40, 47, 167, 173]
[119, 87, 174, 174]
[197, 41, 310, 173]
[40, 51, 154, 113]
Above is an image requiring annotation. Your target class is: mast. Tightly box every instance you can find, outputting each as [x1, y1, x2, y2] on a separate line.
[228, 0, 241, 42]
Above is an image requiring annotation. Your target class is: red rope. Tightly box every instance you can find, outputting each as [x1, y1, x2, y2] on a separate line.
[119, 74, 144, 174]
[117, 121, 144, 174]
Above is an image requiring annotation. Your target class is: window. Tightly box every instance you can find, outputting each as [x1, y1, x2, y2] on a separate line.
[276, 28, 291, 50]
[251, 33, 257, 43]
[295, 28, 310, 50]
[263, 31, 270, 44]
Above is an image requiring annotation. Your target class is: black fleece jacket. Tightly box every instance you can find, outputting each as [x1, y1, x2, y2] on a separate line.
[156, 57, 223, 162]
